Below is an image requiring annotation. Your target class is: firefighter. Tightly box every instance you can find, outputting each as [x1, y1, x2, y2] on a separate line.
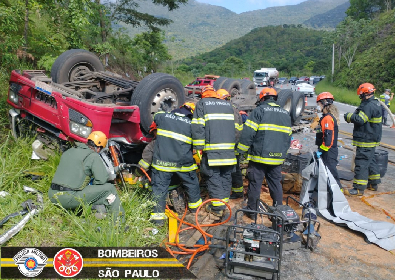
[237, 88, 292, 215]
[344, 83, 382, 196]
[315, 92, 342, 189]
[213, 89, 244, 200]
[49, 131, 125, 222]
[150, 102, 202, 226]
[380, 89, 394, 126]
[192, 85, 237, 217]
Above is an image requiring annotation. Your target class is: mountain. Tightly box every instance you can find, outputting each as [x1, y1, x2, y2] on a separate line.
[180, 25, 331, 76]
[122, 0, 349, 59]
[303, 1, 350, 28]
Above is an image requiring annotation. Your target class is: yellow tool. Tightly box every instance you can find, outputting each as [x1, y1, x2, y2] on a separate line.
[165, 209, 178, 243]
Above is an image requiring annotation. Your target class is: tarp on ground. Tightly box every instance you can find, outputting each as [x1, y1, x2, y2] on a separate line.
[300, 156, 395, 251]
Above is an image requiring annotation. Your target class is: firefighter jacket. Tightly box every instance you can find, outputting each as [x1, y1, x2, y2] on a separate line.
[315, 113, 338, 152]
[237, 100, 292, 165]
[52, 143, 109, 190]
[233, 104, 243, 143]
[138, 140, 155, 170]
[344, 97, 382, 148]
[192, 97, 237, 166]
[152, 111, 197, 172]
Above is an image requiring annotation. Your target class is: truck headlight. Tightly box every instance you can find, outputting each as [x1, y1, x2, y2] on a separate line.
[68, 108, 93, 138]
[8, 83, 22, 105]
[9, 91, 19, 104]
[70, 121, 92, 138]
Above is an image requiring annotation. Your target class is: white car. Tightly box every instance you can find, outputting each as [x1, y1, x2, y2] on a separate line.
[291, 81, 315, 97]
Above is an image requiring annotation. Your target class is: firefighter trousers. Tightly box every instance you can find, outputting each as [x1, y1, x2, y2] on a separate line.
[151, 169, 201, 217]
[353, 147, 381, 190]
[200, 154, 234, 210]
[246, 161, 283, 211]
[321, 148, 342, 188]
[48, 183, 125, 223]
[231, 155, 243, 193]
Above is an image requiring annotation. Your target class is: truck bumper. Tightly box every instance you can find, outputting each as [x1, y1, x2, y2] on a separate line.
[9, 108, 20, 139]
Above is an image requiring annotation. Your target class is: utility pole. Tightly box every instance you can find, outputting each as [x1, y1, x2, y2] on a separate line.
[332, 43, 335, 83]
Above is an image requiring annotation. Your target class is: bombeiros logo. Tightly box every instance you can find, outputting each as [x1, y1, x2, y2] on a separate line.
[13, 248, 48, 277]
[53, 248, 84, 277]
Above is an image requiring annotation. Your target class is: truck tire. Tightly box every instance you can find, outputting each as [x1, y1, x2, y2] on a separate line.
[291, 91, 305, 125]
[213, 77, 228, 90]
[131, 73, 185, 133]
[51, 49, 104, 84]
[222, 79, 241, 97]
[240, 79, 256, 95]
[277, 89, 292, 114]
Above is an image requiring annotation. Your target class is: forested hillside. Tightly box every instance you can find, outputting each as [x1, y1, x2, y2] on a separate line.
[303, 1, 350, 28]
[332, 10, 395, 92]
[170, 25, 331, 78]
[124, 0, 349, 59]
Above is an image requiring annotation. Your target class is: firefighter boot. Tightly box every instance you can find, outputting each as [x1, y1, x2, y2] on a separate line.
[229, 192, 243, 199]
[344, 188, 364, 197]
[367, 184, 378, 191]
[383, 117, 389, 126]
[205, 204, 224, 217]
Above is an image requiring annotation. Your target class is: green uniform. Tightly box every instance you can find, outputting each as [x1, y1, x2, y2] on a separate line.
[48, 143, 125, 222]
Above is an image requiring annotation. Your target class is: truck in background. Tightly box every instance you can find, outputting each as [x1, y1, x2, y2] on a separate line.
[253, 68, 279, 87]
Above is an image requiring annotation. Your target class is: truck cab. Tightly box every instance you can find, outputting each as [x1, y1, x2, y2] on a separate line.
[253, 68, 279, 87]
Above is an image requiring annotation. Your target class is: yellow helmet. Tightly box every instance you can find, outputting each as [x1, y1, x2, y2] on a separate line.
[182, 102, 196, 113]
[87, 131, 108, 148]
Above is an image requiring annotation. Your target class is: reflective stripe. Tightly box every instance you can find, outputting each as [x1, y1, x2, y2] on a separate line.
[238, 143, 250, 152]
[193, 139, 205, 146]
[235, 123, 243, 131]
[247, 155, 285, 165]
[368, 174, 380, 180]
[204, 143, 235, 151]
[192, 118, 205, 126]
[150, 213, 167, 220]
[352, 141, 379, 148]
[320, 144, 329, 152]
[204, 114, 234, 121]
[368, 117, 382, 123]
[152, 164, 198, 172]
[223, 197, 229, 203]
[245, 119, 258, 131]
[346, 113, 352, 123]
[138, 159, 150, 170]
[208, 158, 237, 166]
[157, 129, 192, 144]
[212, 200, 225, 206]
[258, 124, 292, 135]
[188, 198, 202, 209]
[353, 179, 368, 185]
[232, 186, 243, 192]
[268, 102, 280, 107]
[358, 111, 368, 123]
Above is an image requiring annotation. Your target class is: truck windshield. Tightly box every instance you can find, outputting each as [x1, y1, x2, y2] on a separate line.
[254, 72, 268, 78]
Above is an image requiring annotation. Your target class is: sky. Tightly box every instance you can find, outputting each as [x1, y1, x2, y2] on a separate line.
[195, 0, 307, 14]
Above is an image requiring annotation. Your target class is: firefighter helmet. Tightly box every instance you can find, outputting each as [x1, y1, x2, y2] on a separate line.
[259, 88, 277, 100]
[181, 102, 196, 113]
[87, 131, 108, 148]
[357, 83, 375, 96]
[216, 89, 231, 100]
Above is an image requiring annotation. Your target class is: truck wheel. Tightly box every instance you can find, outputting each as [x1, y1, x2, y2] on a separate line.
[291, 91, 305, 125]
[131, 73, 185, 133]
[222, 79, 241, 97]
[213, 77, 228, 90]
[277, 89, 292, 113]
[240, 79, 256, 95]
[51, 49, 104, 84]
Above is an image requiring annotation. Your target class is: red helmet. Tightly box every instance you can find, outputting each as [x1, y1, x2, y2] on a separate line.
[357, 83, 375, 96]
[259, 88, 277, 100]
[149, 122, 157, 133]
[317, 92, 334, 103]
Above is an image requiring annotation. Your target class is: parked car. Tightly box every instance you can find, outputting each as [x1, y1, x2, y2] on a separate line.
[320, 75, 326, 80]
[313, 77, 321, 85]
[299, 76, 309, 82]
[291, 81, 315, 97]
[309, 76, 317, 82]
[278, 77, 288, 84]
[289, 77, 298, 84]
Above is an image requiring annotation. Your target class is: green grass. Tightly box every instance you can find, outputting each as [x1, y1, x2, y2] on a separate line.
[316, 79, 395, 113]
[0, 67, 166, 248]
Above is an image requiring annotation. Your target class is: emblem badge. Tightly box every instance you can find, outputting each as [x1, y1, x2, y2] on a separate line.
[53, 248, 83, 277]
[13, 248, 48, 277]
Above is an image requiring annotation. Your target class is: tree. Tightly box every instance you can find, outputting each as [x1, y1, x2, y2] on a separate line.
[346, 0, 395, 20]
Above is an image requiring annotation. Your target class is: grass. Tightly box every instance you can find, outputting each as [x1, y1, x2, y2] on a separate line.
[316, 79, 395, 113]
[0, 67, 166, 248]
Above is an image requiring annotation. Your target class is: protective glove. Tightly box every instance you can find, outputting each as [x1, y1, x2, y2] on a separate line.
[134, 167, 144, 177]
[314, 151, 322, 159]
[344, 113, 351, 123]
